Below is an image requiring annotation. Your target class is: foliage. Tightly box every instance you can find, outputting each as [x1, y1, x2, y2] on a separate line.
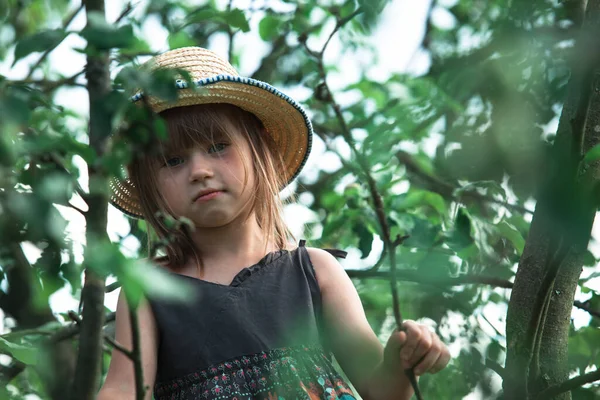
[0, 0, 599, 399]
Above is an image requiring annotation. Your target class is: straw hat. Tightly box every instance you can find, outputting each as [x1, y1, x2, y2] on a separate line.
[109, 46, 313, 219]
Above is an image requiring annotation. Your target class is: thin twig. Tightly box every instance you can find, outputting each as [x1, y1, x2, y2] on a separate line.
[319, 7, 364, 57]
[301, 8, 424, 399]
[115, 1, 135, 23]
[104, 334, 133, 359]
[9, 70, 86, 92]
[106, 281, 121, 293]
[485, 358, 505, 379]
[68, 202, 87, 216]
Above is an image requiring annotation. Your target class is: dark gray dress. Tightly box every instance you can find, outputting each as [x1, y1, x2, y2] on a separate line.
[148, 240, 357, 400]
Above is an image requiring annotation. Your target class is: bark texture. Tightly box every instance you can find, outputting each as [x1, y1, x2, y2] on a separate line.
[504, 2, 600, 399]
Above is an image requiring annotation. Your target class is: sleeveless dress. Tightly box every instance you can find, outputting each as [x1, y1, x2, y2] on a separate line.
[148, 240, 357, 400]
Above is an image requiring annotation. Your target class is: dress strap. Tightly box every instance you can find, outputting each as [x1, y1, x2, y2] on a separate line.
[298, 240, 347, 259]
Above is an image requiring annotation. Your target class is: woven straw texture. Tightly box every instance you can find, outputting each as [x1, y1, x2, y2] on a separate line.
[109, 47, 312, 219]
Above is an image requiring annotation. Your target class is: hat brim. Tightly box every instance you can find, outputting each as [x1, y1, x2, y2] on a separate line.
[109, 75, 313, 219]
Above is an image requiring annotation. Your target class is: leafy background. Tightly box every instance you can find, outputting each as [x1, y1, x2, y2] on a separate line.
[1, 0, 599, 399]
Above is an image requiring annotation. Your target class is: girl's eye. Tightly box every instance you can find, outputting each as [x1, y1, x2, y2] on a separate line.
[164, 156, 184, 167]
[207, 142, 229, 154]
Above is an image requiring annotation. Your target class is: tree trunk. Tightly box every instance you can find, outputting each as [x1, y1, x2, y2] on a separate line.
[504, 2, 600, 399]
[70, 0, 111, 398]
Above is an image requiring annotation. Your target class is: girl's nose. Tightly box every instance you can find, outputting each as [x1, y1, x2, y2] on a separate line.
[188, 152, 213, 182]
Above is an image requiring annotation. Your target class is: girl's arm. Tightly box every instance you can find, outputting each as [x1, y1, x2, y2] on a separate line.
[307, 247, 450, 400]
[97, 290, 158, 400]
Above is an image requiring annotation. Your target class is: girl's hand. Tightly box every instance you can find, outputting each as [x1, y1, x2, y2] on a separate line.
[383, 320, 451, 376]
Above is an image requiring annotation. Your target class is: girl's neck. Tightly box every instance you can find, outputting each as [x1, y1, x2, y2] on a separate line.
[184, 213, 277, 281]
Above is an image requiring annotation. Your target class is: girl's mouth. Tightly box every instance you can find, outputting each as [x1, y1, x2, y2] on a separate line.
[195, 190, 223, 202]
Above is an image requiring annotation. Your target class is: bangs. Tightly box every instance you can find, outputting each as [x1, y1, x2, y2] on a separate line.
[157, 104, 241, 155]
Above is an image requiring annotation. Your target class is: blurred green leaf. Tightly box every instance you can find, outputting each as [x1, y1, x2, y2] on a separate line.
[80, 12, 135, 49]
[168, 31, 196, 50]
[583, 143, 600, 164]
[224, 9, 250, 32]
[0, 337, 38, 365]
[353, 223, 373, 259]
[259, 14, 283, 41]
[119, 259, 196, 307]
[496, 221, 525, 255]
[13, 29, 67, 64]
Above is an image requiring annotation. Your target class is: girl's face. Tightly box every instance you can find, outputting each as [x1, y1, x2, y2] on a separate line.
[154, 127, 255, 229]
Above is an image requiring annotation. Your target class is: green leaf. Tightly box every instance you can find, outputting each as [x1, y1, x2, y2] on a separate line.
[0, 337, 38, 365]
[259, 15, 283, 41]
[13, 29, 67, 64]
[80, 12, 135, 49]
[184, 8, 217, 26]
[423, 192, 447, 216]
[583, 144, 600, 164]
[39, 173, 73, 205]
[356, 0, 387, 30]
[497, 221, 525, 255]
[168, 31, 196, 50]
[444, 208, 473, 252]
[224, 9, 250, 32]
[353, 223, 373, 259]
[120, 259, 196, 307]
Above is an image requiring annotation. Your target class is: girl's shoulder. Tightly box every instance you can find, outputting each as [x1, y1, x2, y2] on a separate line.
[304, 247, 347, 292]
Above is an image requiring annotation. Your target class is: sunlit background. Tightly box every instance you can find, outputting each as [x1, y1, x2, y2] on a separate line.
[2, 0, 599, 398]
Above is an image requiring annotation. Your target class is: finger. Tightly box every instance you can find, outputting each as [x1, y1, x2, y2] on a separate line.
[407, 327, 433, 367]
[429, 346, 451, 374]
[399, 321, 422, 367]
[383, 330, 406, 369]
[413, 339, 442, 375]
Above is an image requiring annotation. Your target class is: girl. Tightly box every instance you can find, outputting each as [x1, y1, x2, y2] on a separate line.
[100, 47, 450, 400]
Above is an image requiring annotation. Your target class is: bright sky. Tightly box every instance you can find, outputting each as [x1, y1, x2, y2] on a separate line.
[2, 1, 599, 398]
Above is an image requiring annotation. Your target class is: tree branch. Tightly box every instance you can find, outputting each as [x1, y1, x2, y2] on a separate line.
[347, 270, 600, 319]
[573, 300, 600, 319]
[534, 368, 600, 399]
[346, 269, 515, 288]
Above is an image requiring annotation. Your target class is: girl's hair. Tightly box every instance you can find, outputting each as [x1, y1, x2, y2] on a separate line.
[128, 103, 293, 269]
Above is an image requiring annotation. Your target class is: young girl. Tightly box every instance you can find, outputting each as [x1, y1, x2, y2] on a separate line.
[100, 47, 450, 400]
